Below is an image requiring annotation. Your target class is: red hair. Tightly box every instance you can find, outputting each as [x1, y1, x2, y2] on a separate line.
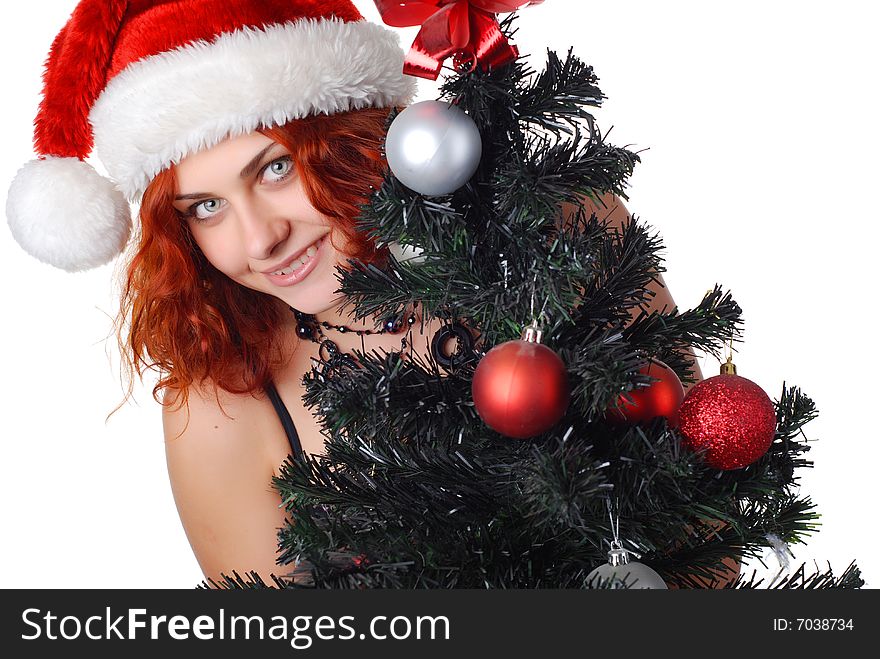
[113, 107, 392, 415]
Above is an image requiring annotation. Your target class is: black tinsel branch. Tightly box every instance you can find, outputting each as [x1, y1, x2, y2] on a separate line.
[196, 558, 865, 590]
[299, 348, 481, 445]
[734, 561, 863, 589]
[513, 436, 613, 537]
[490, 127, 640, 221]
[513, 48, 605, 133]
[356, 176, 466, 252]
[562, 211, 667, 326]
[622, 286, 745, 358]
[562, 325, 648, 420]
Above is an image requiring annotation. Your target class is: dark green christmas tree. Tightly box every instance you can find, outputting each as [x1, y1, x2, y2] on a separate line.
[207, 17, 861, 590]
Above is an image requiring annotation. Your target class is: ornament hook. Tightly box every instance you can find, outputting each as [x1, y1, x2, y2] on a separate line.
[604, 496, 641, 565]
[528, 273, 551, 330]
[720, 339, 737, 375]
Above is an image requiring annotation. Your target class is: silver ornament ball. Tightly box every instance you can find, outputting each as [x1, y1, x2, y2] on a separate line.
[586, 546, 668, 589]
[385, 100, 482, 196]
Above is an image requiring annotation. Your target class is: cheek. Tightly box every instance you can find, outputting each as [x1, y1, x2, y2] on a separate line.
[189, 226, 245, 276]
[324, 232, 361, 272]
[295, 237, 353, 305]
[311, 237, 345, 284]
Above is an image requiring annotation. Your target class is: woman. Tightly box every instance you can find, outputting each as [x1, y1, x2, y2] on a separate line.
[7, 0, 724, 586]
[153, 113, 453, 583]
[5, 0, 416, 583]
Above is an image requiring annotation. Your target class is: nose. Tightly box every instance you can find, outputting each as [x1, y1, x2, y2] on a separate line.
[236, 195, 291, 262]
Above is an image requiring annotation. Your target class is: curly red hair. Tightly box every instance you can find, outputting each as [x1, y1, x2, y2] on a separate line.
[113, 107, 392, 415]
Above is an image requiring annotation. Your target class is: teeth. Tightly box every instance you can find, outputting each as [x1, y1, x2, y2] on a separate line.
[270, 238, 321, 276]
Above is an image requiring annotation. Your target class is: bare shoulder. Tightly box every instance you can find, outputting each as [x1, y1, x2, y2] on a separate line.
[560, 191, 632, 233]
[162, 383, 274, 471]
[161, 382, 294, 583]
[163, 381, 261, 444]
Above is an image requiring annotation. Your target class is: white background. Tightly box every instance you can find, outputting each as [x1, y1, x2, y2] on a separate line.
[1, 1, 876, 588]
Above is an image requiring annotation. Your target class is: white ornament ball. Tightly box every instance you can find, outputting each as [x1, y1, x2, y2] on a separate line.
[387, 241, 426, 264]
[385, 100, 482, 196]
[586, 547, 668, 589]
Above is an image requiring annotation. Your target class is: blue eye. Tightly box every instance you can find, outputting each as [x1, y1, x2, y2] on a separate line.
[181, 155, 293, 223]
[263, 156, 294, 183]
[191, 198, 226, 220]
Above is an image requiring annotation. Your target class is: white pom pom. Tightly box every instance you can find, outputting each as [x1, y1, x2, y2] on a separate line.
[6, 157, 132, 272]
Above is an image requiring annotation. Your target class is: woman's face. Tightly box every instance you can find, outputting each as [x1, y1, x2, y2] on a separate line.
[172, 130, 350, 315]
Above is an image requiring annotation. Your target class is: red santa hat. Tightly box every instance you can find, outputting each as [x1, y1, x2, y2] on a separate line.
[6, 0, 416, 272]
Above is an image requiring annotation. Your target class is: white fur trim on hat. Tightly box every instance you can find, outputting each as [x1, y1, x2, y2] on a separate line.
[90, 18, 417, 202]
[6, 157, 132, 272]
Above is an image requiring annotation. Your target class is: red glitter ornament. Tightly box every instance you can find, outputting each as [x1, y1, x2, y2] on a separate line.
[672, 358, 777, 470]
[605, 359, 685, 424]
[472, 323, 570, 439]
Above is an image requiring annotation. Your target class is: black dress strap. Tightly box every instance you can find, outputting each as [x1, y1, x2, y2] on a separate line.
[265, 380, 303, 459]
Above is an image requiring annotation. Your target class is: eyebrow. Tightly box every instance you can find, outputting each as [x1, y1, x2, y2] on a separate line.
[174, 143, 282, 201]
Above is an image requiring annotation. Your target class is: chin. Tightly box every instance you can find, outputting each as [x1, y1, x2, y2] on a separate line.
[271, 273, 345, 316]
[288, 296, 342, 316]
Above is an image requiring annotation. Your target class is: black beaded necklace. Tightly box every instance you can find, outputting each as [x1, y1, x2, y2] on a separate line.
[290, 303, 477, 374]
[290, 305, 416, 372]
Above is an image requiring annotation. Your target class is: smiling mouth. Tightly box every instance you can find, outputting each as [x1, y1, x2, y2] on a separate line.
[268, 236, 324, 276]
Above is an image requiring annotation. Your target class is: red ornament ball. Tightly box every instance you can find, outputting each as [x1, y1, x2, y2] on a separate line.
[606, 359, 684, 424]
[472, 338, 570, 439]
[673, 374, 777, 470]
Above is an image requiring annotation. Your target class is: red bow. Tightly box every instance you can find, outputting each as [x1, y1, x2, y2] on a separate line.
[374, 1, 543, 80]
